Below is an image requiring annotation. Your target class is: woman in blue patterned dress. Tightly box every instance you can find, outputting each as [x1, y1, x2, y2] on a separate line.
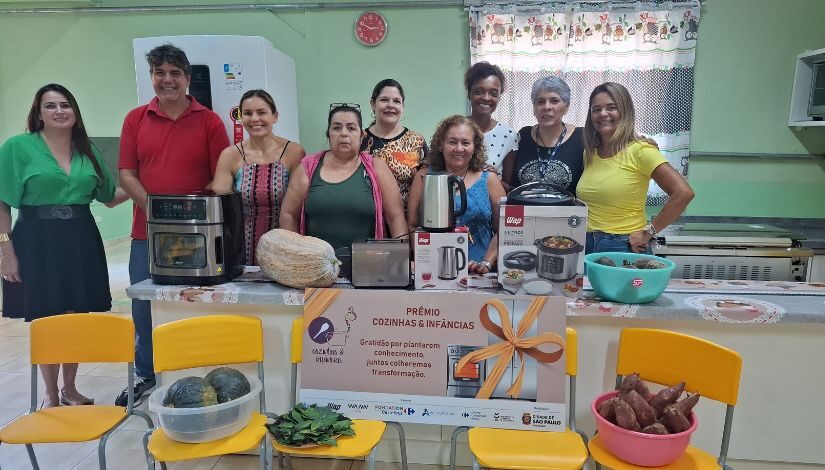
[210, 90, 306, 265]
[407, 115, 507, 274]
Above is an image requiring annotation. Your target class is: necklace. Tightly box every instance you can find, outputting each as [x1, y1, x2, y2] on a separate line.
[517, 123, 572, 187]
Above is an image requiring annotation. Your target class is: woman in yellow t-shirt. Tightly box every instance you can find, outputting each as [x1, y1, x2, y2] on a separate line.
[576, 82, 694, 254]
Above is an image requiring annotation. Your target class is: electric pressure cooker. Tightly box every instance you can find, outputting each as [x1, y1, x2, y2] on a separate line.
[506, 181, 575, 206]
[534, 236, 584, 281]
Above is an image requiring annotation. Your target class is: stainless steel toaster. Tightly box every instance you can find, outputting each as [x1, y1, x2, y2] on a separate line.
[350, 239, 410, 288]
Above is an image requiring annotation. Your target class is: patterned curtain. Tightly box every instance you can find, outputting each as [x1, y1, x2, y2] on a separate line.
[469, 1, 701, 205]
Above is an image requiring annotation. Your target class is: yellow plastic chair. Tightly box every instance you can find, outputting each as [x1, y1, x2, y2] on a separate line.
[0, 313, 154, 470]
[449, 327, 588, 470]
[272, 317, 408, 470]
[142, 315, 271, 470]
[588, 328, 743, 470]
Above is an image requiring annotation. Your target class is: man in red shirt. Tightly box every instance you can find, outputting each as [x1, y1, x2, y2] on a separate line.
[117, 44, 229, 406]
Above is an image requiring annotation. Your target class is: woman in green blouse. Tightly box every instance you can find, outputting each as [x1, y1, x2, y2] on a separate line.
[0, 84, 116, 408]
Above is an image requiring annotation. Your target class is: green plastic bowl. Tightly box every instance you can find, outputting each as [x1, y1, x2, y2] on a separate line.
[584, 252, 675, 303]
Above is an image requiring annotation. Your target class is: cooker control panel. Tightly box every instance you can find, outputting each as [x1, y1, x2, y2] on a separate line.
[151, 198, 207, 221]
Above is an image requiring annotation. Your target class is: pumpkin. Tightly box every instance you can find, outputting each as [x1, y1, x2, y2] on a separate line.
[204, 367, 251, 403]
[162, 376, 219, 408]
[256, 229, 341, 288]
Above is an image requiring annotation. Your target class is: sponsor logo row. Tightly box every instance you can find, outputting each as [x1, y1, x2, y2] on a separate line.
[324, 402, 560, 427]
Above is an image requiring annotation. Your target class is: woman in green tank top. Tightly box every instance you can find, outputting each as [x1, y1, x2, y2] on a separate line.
[279, 104, 408, 250]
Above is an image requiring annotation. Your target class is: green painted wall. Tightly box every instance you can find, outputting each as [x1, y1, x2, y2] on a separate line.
[1, 0, 824, 241]
[0, 3, 468, 240]
[686, 0, 825, 217]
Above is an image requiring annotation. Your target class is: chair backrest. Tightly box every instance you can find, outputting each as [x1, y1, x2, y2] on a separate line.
[153, 315, 264, 373]
[616, 328, 742, 405]
[565, 327, 576, 377]
[31, 314, 134, 364]
[291, 317, 304, 365]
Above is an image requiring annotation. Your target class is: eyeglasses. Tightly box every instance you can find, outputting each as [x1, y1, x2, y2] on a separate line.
[329, 102, 361, 111]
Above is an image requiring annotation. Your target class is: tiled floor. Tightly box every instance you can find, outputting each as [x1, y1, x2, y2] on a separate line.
[0, 241, 459, 469]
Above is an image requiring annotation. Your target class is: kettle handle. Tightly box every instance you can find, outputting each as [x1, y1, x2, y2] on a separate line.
[457, 248, 467, 271]
[449, 175, 468, 217]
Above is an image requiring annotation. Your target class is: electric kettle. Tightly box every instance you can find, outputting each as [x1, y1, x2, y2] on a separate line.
[438, 246, 467, 280]
[421, 172, 467, 232]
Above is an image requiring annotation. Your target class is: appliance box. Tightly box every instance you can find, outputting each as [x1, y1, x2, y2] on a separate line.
[414, 229, 469, 290]
[497, 200, 588, 296]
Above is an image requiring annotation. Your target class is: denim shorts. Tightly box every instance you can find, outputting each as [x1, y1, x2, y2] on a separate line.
[585, 231, 652, 255]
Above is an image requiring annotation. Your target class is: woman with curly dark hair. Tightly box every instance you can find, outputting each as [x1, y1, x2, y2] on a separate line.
[464, 62, 519, 173]
[406, 116, 506, 273]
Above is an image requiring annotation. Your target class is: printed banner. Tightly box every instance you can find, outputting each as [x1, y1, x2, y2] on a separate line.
[300, 289, 567, 431]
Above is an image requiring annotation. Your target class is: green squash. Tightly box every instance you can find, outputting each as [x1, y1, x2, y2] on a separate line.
[162, 376, 219, 408]
[204, 367, 251, 403]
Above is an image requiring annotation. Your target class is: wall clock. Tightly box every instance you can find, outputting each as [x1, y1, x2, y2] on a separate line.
[355, 11, 387, 47]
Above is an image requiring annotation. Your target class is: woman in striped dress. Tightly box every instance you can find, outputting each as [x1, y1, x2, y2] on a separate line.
[210, 89, 305, 265]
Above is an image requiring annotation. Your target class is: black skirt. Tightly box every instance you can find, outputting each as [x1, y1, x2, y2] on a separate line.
[2, 205, 112, 322]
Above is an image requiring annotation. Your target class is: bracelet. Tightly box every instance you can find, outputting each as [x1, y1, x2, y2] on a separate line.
[0, 233, 9, 243]
[479, 260, 493, 271]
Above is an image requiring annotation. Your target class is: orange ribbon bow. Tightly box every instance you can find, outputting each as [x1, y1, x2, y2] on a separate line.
[455, 297, 565, 399]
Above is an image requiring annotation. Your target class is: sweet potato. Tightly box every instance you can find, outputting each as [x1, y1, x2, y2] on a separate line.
[634, 379, 653, 402]
[675, 393, 701, 416]
[613, 398, 639, 430]
[661, 404, 691, 433]
[641, 422, 669, 435]
[619, 373, 641, 397]
[621, 390, 657, 427]
[650, 381, 685, 418]
[597, 397, 618, 423]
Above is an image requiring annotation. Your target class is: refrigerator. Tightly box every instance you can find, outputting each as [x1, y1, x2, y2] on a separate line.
[132, 35, 299, 144]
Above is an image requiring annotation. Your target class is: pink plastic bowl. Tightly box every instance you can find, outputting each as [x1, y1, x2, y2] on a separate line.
[591, 390, 698, 467]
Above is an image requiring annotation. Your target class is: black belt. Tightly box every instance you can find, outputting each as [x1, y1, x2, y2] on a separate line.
[19, 205, 92, 220]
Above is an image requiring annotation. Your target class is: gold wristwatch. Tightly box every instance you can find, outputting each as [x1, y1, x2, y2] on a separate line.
[643, 223, 658, 239]
[0, 233, 9, 243]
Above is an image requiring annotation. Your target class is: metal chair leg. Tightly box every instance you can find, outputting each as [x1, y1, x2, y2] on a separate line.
[258, 437, 268, 470]
[450, 426, 469, 470]
[142, 427, 155, 470]
[25, 444, 40, 470]
[367, 446, 377, 470]
[472, 454, 481, 470]
[386, 421, 408, 470]
[98, 425, 119, 470]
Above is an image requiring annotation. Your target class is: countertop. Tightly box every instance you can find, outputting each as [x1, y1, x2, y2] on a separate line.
[127, 276, 825, 325]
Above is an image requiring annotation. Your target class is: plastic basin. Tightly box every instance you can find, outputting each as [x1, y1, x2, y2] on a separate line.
[148, 375, 261, 443]
[591, 391, 697, 467]
[584, 252, 675, 303]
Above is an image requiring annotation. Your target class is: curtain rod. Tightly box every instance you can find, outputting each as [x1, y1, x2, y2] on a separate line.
[0, 1, 463, 15]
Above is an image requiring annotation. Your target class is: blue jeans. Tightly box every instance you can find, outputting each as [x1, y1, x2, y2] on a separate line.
[129, 240, 154, 380]
[585, 231, 653, 255]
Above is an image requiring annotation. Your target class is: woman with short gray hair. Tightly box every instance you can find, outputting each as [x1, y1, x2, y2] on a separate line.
[502, 76, 585, 193]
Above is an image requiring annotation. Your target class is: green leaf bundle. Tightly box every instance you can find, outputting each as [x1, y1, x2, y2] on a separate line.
[266, 403, 355, 447]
